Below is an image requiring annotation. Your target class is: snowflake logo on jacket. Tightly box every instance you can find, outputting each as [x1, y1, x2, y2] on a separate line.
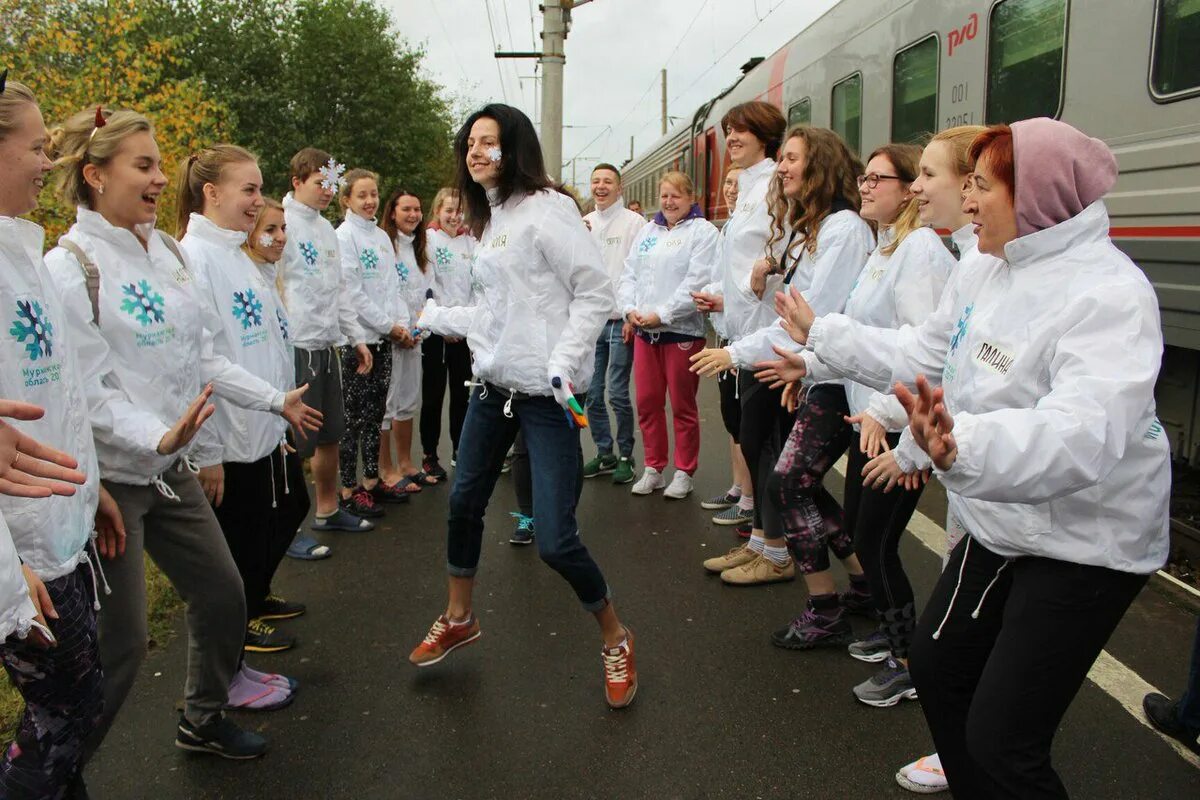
[395, 262, 410, 282]
[299, 241, 319, 267]
[120, 280, 166, 326]
[949, 303, 973, 355]
[276, 307, 290, 341]
[434, 246, 453, 268]
[232, 289, 264, 330]
[638, 236, 658, 255]
[360, 248, 379, 271]
[9, 299, 54, 361]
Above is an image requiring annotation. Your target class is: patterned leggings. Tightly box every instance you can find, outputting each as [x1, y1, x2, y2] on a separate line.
[0, 563, 103, 800]
[339, 342, 393, 488]
[766, 384, 853, 574]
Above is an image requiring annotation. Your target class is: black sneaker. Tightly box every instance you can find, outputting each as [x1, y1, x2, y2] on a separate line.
[339, 486, 384, 518]
[509, 512, 535, 545]
[176, 714, 267, 760]
[770, 604, 854, 650]
[258, 594, 306, 621]
[423, 455, 449, 482]
[1143, 693, 1200, 755]
[838, 585, 876, 619]
[244, 618, 296, 653]
[368, 481, 411, 505]
[734, 521, 752, 540]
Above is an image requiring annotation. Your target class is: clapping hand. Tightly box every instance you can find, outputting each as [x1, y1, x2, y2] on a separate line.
[895, 375, 958, 471]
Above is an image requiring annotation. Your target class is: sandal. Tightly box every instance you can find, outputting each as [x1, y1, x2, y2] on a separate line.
[408, 470, 439, 486]
[895, 754, 949, 794]
[286, 533, 332, 561]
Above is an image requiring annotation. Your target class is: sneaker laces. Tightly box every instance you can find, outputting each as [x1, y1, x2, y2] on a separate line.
[353, 487, 377, 508]
[509, 512, 534, 531]
[248, 618, 276, 636]
[422, 618, 449, 646]
[603, 646, 630, 684]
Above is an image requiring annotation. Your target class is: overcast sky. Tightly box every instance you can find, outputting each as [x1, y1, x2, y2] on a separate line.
[382, 0, 840, 193]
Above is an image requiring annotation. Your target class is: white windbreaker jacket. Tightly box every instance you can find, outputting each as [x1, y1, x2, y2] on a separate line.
[394, 232, 433, 326]
[707, 157, 786, 343]
[617, 212, 720, 340]
[583, 198, 645, 319]
[0, 512, 37, 643]
[427, 228, 477, 308]
[726, 209, 873, 367]
[255, 259, 296, 391]
[336, 213, 405, 344]
[45, 207, 284, 486]
[280, 194, 365, 351]
[181, 214, 290, 465]
[0, 216, 99, 580]
[806, 202, 1170, 574]
[801, 225, 953, 428]
[420, 189, 614, 395]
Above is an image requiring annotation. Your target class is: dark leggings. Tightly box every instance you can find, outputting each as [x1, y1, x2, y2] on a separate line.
[338, 342, 391, 487]
[420, 334, 472, 457]
[765, 383, 852, 572]
[717, 352, 740, 441]
[736, 371, 793, 533]
[844, 432, 924, 658]
[910, 535, 1147, 799]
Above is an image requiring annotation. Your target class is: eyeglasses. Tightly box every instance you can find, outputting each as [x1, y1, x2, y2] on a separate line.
[856, 173, 904, 189]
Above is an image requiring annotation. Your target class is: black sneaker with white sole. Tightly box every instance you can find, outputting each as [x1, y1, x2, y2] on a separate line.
[175, 714, 267, 759]
[244, 618, 295, 653]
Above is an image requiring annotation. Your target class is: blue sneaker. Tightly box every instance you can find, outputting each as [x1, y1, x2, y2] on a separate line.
[509, 512, 535, 545]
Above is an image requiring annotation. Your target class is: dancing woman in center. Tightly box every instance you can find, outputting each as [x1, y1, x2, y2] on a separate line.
[408, 103, 637, 709]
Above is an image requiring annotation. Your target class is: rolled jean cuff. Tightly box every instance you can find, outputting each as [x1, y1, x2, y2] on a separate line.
[446, 563, 478, 579]
[580, 585, 612, 614]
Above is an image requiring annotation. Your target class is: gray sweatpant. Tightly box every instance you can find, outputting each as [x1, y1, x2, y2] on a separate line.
[86, 466, 246, 758]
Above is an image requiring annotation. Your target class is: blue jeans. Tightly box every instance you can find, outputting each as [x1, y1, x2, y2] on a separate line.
[447, 384, 611, 611]
[1179, 616, 1200, 733]
[586, 319, 634, 458]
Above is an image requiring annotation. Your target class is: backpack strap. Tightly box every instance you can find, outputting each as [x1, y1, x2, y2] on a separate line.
[156, 231, 187, 270]
[57, 237, 101, 326]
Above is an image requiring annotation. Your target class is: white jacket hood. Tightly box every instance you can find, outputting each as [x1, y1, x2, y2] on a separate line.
[618, 215, 719, 339]
[45, 207, 282, 485]
[421, 189, 614, 395]
[181, 214, 290, 464]
[280, 194, 365, 350]
[0, 216, 99, 578]
[809, 201, 1170, 574]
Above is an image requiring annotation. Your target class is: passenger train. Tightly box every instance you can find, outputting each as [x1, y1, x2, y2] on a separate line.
[619, 0, 1200, 468]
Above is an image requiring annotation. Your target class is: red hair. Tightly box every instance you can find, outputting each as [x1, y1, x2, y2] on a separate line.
[968, 124, 1014, 192]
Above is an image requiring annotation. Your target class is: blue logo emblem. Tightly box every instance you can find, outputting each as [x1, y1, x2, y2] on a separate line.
[120, 280, 166, 326]
[360, 248, 379, 271]
[395, 262, 410, 281]
[299, 241, 319, 266]
[9, 300, 53, 360]
[638, 236, 658, 255]
[276, 308, 290, 341]
[232, 289, 264, 330]
[949, 304, 973, 354]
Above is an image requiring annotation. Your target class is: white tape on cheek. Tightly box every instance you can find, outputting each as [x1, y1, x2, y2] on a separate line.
[487, 147, 502, 163]
[258, 233, 275, 248]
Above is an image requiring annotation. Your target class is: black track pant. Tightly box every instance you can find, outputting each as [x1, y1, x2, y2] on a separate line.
[910, 535, 1147, 799]
[420, 334, 472, 457]
[736, 371, 793, 534]
[844, 432, 924, 659]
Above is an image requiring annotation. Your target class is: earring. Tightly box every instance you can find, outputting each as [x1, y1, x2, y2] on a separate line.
[98, 185, 105, 195]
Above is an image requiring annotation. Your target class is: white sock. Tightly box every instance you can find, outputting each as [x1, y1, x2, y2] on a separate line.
[747, 535, 765, 554]
[763, 544, 790, 567]
[728, 484, 742, 498]
[447, 614, 471, 626]
[738, 495, 755, 512]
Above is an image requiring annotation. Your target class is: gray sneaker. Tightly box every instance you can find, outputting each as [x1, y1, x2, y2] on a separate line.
[712, 504, 753, 526]
[847, 629, 891, 663]
[853, 658, 919, 708]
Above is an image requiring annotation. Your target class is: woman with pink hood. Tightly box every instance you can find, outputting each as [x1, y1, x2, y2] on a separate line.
[774, 118, 1170, 799]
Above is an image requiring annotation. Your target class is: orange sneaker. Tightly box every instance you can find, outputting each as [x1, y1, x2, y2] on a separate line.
[602, 627, 638, 709]
[409, 615, 481, 667]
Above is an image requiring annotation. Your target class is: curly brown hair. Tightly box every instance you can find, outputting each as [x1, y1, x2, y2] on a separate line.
[765, 126, 864, 263]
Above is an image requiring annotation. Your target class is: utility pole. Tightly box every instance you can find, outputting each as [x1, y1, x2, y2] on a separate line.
[495, 0, 592, 183]
[661, 69, 668, 135]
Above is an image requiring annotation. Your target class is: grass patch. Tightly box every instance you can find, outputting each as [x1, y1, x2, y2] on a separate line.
[0, 556, 183, 738]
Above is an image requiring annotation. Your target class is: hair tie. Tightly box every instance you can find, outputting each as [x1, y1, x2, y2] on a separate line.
[87, 106, 106, 143]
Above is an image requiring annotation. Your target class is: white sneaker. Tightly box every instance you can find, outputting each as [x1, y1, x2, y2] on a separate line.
[662, 470, 694, 500]
[631, 467, 665, 495]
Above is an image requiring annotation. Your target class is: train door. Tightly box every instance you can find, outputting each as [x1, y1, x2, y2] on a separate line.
[704, 127, 718, 218]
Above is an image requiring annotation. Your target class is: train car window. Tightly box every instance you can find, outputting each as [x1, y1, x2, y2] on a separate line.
[1151, 0, 1200, 100]
[985, 0, 1067, 123]
[892, 34, 939, 143]
[788, 98, 812, 126]
[831, 73, 863, 154]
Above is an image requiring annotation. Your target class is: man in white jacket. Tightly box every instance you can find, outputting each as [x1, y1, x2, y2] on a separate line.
[280, 148, 374, 533]
[580, 164, 646, 485]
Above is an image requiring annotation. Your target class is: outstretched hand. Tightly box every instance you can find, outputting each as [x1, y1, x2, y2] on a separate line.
[157, 386, 216, 456]
[753, 344, 807, 389]
[689, 347, 734, 378]
[774, 286, 815, 345]
[282, 384, 323, 441]
[895, 374, 958, 471]
[0, 400, 87, 498]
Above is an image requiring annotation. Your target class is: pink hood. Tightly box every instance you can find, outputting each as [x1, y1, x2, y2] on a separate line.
[1011, 117, 1117, 237]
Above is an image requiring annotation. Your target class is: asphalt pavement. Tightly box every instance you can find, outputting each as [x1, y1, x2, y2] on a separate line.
[87, 381, 1200, 799]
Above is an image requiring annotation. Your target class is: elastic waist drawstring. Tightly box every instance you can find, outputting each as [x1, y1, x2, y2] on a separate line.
[280, 440, 291, 497]
[84, 540, 112, 611]
[972, 560, 1009, 620]
[181, 457, 200, 475]
[333, 345, 344, 384]
[478, 383, 489, 400]
[503, 388, 515, 419]
[932, 537, 971, 641]
[305, 348, 317, 378]
[268, 448, 278, 509]
[151, 474, 180, 502]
